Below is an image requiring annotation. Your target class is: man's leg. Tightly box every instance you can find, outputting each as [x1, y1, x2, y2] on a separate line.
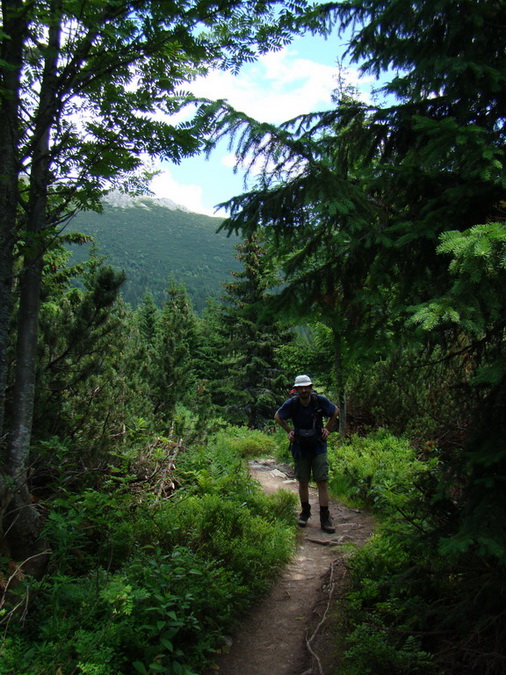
[315, 467, 335, 534]
[298, 481, 311, 527]
[294, 456, 312, 527]
[316, 480, 329, 507]
[299, 481, 309, 504]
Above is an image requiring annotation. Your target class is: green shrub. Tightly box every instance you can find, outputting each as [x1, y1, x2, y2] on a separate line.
[220, 426, 278, 458]
[168, 494, 294, 594]
[245, 488, 298, 526]
[272, 428, 293, 463]
[343, 625, 436, 675]
[340, 529, 440, 675]
[330, 431, 445, 674]
[2, 426, 297, 674]
[1, 551, 207, 674]
[328, 429, 437, 514]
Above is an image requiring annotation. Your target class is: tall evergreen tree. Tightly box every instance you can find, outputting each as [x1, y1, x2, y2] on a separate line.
[33, 259, 127, 445]
[157, 280, 199, 420]
[209, 236, 292, 428]
[128, 281, 200, 423]
[198, 0, 505, 429]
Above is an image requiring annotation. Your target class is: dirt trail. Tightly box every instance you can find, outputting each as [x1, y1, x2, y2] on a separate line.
[207, 458, 374, 675]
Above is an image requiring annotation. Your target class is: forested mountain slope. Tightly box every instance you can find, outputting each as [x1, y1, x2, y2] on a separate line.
[66, 194, 241, 311]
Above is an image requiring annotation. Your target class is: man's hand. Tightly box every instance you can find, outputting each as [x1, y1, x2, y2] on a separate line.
[321, 428, 330, 440]
[288, 430, 295, 442]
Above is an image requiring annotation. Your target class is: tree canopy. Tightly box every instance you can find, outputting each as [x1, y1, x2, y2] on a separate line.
[197, 0, 505, 394]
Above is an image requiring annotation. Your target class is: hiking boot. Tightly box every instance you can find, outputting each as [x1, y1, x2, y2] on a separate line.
[320, 510, 335, 534]
[298, 505, 311, 527]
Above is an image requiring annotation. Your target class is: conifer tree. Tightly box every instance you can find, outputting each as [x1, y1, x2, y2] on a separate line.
[208, 235, 292, 428]
[124, 292, 165, 424]
[198, 0, 505, 361]
[157, 280, 199, 420]
[33, 261, 127, 445]
[137, 291, 159, 344]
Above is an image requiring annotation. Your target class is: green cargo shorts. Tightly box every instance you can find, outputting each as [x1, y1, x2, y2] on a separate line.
[294, 452, 329, 483]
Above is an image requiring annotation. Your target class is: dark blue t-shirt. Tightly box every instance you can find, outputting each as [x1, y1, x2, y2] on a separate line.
[276, 394, 337, 456]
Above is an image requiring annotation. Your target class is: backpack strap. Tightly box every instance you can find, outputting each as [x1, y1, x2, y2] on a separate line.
[291, 392, 323, 428]
[310, 392, 322, 415]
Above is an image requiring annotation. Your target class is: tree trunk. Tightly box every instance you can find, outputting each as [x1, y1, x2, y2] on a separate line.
[0, 0, 29, 534]
[0, 0, 27, 439]
[338, 392, 347, 438]
[4, 1, 62, 575]
[333, 330, 347, 437]
[6, 253, 45, 562]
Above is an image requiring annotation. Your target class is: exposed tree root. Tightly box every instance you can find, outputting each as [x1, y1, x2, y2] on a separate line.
[302, 558, 347, 675]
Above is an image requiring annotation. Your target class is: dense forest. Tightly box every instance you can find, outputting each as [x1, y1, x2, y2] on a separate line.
[1, 1, 505, 674]
[66, 197, 241, 312]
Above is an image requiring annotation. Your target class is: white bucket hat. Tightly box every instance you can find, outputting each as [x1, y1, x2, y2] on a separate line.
[293, 374, 312, 388]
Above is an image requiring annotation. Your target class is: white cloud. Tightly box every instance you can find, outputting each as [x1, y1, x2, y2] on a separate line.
[221, 153, 238, 169]
[189, 45, 373, 123]
[189, 47, 342, 123]
[149, 169, 225, 217]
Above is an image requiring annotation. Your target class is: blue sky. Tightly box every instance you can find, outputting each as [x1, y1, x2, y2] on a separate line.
[149, 30, 376, 216]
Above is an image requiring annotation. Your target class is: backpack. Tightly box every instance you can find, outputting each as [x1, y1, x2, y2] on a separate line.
[290, 391, 323, 449]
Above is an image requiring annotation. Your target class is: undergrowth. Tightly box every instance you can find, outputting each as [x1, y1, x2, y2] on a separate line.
[329, 430, 506, 674]
[327, 429, 437, 515]
[0, 425, 296, 674]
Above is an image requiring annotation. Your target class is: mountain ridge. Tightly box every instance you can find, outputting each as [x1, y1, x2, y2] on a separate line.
[102, 190, 192, 213]
[66, 194, 241, 312]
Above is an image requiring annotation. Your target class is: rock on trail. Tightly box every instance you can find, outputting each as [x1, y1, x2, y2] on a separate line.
[208, 458, 374, 675]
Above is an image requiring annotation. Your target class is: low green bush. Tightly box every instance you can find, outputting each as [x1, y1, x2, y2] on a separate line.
[326, 431, 447, 673]
[1, 548, 221, 674]
[245, 488, 297, 526]
[343, 624, 436, 675]
[170, 494, 294, 591]
[219, 426, 278, 458]
[332, 430, 506, 674]
[340, 524, 447, 675]
[328, 429, 437, 514]
[44, 487, 136, 574]
[272, 428, 293, 464]
[1, 425, 295, 674]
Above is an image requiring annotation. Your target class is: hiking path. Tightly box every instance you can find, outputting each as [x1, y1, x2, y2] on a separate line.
[207, 458, 374, 675]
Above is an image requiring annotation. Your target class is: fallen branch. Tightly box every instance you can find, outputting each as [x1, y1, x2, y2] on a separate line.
[306, 536, 352, 546]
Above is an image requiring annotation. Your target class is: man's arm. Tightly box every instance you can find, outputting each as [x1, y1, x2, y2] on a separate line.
[321, 405, 339, 440]
[274, 411, 295, 442]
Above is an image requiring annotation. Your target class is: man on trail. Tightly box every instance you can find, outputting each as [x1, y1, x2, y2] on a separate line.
[274, 375, 339, 534]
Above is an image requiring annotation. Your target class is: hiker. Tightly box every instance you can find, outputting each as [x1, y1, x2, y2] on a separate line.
[274, 374, 339, 533]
